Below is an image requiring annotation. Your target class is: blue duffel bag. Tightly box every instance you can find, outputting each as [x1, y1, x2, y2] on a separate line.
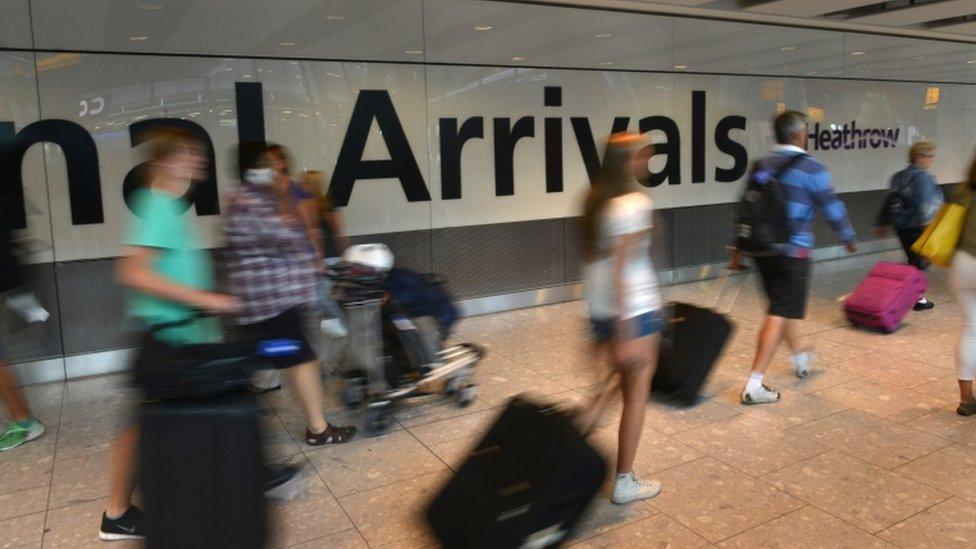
[383, 268, 459, 338]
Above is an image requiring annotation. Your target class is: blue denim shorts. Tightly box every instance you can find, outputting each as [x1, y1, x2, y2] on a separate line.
[590, 310, 665, 343]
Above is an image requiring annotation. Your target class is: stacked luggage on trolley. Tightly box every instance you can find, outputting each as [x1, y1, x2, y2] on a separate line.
[328, 244, 484, 435]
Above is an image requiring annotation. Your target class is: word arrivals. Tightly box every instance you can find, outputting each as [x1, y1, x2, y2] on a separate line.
[0, 83, 749, 229]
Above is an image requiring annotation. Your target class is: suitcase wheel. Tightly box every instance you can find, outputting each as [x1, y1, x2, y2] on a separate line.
[342, 378, 367, 410]
[457, 384, 476, 408]
[365, 408, 393, 437]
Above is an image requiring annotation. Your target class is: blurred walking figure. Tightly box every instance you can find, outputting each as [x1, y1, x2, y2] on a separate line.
[102, 128, 239, 541]
[248, 145, 323, 394]
[876, 141, 943, 310]
[951, 154, 976, 417]
[733, 111, 856, 405]
[224, 143, 356, 446]
[575, 132, 664, 505]
[0, 219, 44, 452]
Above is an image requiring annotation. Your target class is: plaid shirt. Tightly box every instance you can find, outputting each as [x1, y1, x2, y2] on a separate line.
[223, 183, 318, 325]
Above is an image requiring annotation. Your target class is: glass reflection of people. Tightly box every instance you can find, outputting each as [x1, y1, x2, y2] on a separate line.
[576, 132, 665, 505]
[101, 128, 239, 541]
[303, 170, 349, 342]
[224, 143, 356, 446]
[0, 220, 44, 453]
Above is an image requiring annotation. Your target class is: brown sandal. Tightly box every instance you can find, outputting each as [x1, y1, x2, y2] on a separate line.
[306, 424, 357, 446]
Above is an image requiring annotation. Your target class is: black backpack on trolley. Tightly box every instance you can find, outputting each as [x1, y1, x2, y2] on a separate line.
[734, 153, 806, 257]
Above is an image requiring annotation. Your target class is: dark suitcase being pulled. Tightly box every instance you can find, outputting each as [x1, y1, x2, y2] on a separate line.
[426, 396, 607, 549]
[139, 393, 267, 549]
[652, 302, 733, 407]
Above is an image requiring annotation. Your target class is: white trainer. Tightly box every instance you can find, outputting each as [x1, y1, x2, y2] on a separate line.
[793, 349, 816, 378]
[612, 472, 662, 505]
[741, 384, 781, 405]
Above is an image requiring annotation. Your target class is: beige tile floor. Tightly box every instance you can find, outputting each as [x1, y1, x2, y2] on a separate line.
[2, 250, 975, 548]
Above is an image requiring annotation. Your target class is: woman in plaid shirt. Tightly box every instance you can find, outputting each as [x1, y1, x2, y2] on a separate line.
[224, 142, 356, 446]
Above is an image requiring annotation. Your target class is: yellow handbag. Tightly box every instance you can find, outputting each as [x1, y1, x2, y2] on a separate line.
[911, 187, 971, 267]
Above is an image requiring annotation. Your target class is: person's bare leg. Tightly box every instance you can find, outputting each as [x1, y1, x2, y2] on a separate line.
[616, 336, 656, 475]
[960, 380, 975, 405]
[106, 426, 139, 517]
[286, 361, 328, 433]
[0, 362, 31, 421]
[781, 320, 803, 355]
[575, 342, 618, 432]
[750, 315, 787, 376]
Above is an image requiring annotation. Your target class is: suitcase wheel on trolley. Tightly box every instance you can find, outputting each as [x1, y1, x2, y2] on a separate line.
[445, 375, 477, 408]
[364, 403, 394, 437]
[341, 369, 368, 410]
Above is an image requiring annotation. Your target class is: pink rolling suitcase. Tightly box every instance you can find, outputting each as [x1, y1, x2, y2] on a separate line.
[844, 262, 927, 333]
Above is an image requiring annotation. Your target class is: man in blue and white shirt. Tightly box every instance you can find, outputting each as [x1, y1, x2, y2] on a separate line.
[737, 110, 857, 405]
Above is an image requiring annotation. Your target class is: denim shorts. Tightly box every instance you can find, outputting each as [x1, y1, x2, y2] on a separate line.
[590, 310, 665, 343]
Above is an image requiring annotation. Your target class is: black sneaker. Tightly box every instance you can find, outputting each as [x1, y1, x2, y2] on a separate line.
[99, 506, 145, 541]
[913, 300, 935, 311]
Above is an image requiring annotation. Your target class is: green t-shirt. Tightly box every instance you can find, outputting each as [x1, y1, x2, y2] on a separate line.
[124, 188, 220, 345]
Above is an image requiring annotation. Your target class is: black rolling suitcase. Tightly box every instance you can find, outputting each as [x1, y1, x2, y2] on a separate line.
[139, 393, 267, 549]
[652, 302, 733, 407]
[426, 396, 607, 549]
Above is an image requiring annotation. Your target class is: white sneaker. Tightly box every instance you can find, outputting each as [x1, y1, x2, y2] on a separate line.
[320, 318, 348, 338]
[793, 349, 816, 379]
[741, 384, 781, 405]
[612, 472, 662, 505]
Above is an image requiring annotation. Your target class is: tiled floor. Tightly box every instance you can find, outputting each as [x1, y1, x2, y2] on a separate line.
[2, 250, 976, 548]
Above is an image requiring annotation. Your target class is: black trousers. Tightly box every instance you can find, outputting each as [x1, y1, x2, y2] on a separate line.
[896, 226, 929, 270]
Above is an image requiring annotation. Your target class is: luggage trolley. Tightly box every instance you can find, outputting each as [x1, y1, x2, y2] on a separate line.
[330, 245, 483, 435]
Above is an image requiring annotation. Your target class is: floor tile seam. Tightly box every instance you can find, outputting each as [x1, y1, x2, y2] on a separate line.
[868, 494, 957, 536]
[758, 450, 957, 535]
[764, 444, 952, 490]
[889, 439, 967, 475]
[563, 504, 663, 546]
[312, 459, 450, 501]
[265, 397, 372, 549]
[332, 469, 447, 548]
[706, 503, 822, 546]
[301, 448, 367, 545]
[275, 526, 362, 549]
[39, 378, 68, 547]
[716, 446, 835, 482]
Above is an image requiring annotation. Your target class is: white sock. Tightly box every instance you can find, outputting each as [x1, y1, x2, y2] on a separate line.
[745, 372, 764, 393]
[917, 297, 928, 304]
[794, 352, 810, 369]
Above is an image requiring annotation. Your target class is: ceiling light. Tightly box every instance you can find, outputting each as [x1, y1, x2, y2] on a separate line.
[595, 33, 613, 38]
[282, 110, 292, 114]
[279, 42, 295, 47]
[325, 15, 346, 21]
[913, 56, 926, 60]
[850, 51, 866, 56]
[475, 25, 493, 31]
[139, 3, 163, 10]
[129, 36, 149, 41]
[806, 70, 819, 75]
[510, 56, 525, 61]
[243, 74, 253, 78]
[405, 49, 423, 55]
[674, 64, 687, 70]
[600, 61, 614, 66]
[780, 46, 795, 52]
[967, 59, 976, 64]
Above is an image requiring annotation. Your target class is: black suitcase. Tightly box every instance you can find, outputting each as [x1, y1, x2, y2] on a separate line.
[652, 302, 733, 407]
[139, 393, 267, 549]
[426, 396, 607, 549]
